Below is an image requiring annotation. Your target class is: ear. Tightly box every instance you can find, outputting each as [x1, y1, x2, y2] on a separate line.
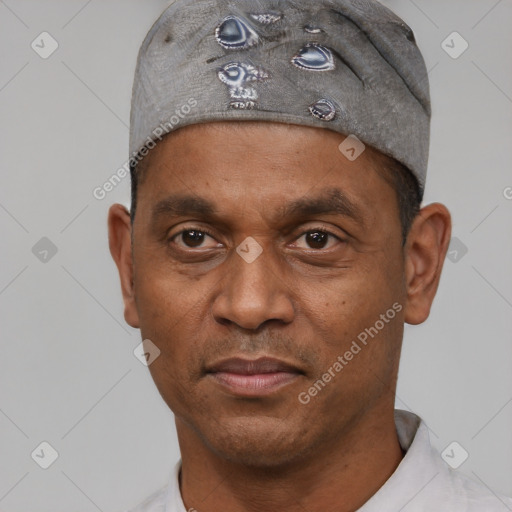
[108, 204, 140, 329]
[403, 202, 452, 325]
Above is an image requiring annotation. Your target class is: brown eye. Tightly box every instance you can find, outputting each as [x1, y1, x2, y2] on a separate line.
[307, 231, 329, 249]
[180, 230, 207, 248]
[170, 228, 221, 250]
[294, 229, 345, 250]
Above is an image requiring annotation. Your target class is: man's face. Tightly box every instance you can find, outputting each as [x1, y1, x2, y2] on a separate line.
[128, 122, 408, 466]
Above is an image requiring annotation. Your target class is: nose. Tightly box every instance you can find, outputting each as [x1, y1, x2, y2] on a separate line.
[211, 241, 295, 331]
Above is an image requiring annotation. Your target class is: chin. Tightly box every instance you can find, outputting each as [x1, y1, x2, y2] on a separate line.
[198, 416, 316, 469]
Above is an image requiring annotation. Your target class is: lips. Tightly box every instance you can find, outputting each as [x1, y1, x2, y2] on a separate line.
[206, 357, 304, 397]
[208, 357, 302, 375]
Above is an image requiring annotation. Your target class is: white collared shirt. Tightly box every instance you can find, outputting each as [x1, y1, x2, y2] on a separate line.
[126, 410, 512, 512]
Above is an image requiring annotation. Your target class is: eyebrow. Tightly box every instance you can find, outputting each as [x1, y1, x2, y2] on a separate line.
[152, 195, 217, 221]
[151, 187, 366, 227]
[278, 187, 366, 226]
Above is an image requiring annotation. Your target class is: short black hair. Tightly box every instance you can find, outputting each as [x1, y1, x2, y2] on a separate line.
[129, 162, 141, 226]
[376, 157, 423, 245]
[129, 149, 422, 246]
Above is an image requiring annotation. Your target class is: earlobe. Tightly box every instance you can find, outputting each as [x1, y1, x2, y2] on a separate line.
[108, 204, 140, 329]
[403, 203, 452, 325]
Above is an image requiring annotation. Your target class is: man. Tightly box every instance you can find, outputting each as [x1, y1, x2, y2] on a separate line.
[108, 0, 512, 510]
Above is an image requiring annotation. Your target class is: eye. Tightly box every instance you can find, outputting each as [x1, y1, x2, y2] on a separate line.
[170, 228, 222, 250]
[294, 228, 345, 250]
[168, 226, 345, 252]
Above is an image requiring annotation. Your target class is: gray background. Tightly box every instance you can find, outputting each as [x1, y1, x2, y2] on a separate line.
[0, 0, 511, 510]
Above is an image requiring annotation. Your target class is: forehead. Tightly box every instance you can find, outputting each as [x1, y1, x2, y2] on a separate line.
[139, 121, 386, 181]
[135, 121, 397, 224]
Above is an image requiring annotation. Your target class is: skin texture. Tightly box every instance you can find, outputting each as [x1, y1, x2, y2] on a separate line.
[109, 122, 451, 512]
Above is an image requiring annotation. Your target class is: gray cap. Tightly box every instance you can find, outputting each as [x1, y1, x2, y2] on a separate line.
[130, 0, 431, 194]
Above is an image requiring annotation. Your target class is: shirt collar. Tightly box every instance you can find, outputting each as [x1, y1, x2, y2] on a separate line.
[165, 409, 438, 512]
[358, 409, 444, 511]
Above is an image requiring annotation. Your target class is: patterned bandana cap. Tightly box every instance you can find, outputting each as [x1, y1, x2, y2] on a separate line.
[130, 0, 431, 195]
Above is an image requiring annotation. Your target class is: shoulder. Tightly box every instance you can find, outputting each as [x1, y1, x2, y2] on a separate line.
[438, 467, 512, 511]
[383, 411, 512, 511]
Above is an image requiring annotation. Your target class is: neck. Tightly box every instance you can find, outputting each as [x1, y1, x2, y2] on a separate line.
[176, 404, 404, 512]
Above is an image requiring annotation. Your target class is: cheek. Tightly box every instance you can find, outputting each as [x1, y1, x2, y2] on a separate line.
[133, 259, 212, 383]
[297, 255, 404, 394]
[303, 262, 400, 342]
[140, 283, 207, 415]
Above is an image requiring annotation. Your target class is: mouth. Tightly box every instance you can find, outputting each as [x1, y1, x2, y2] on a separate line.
[205, 356, 304, 397]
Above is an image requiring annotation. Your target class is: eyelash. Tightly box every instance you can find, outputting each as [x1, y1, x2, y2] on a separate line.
[169, 226, 345, 249]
